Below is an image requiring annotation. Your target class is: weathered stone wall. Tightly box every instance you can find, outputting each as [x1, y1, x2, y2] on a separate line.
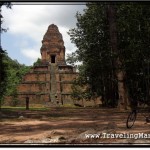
[17, 94, 49, 106]
[23, 74, 38, 82]
[23, 72, 50, 82]
[54, 72, 78, 105]
[61, 94, 74, 105]
[59, 73, 77, 81]
[61, 83, 72, 93]
[15, 64, 51, 106]
[17, 84, 30, 92]
[34, 66, 48, 71]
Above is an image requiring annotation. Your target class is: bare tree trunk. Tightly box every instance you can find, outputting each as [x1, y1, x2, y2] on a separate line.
[107, 4, 128, 110]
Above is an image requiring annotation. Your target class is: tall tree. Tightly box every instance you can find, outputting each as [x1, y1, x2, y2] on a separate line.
[107, 4, 128, 109]
[117, 3, 150, 105]
[68, 2, 150, 109]
[0, 2, 12, 110]
[68, 3, 118, 107]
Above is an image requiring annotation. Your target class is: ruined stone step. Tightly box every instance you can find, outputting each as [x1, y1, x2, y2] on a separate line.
[50, 64, 57, 103]
[45, 102, 59, 107]
[50, 94, 57, 101]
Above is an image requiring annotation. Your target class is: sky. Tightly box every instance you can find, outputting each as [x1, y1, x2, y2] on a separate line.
[1, 3, 86, 66]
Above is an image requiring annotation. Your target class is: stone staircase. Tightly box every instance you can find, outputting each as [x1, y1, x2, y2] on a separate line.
[50, 63, 57, 104]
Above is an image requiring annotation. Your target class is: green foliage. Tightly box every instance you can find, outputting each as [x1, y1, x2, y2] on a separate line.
[33, 58, 42, 66]
[0, 2, 12, 109]
[0, 51, 8, 102]
[71, 69, 93, 101]
[68, 2, 150, 107]
[4, 55, 31, 97]
[0, 2, 12, 33]
[71, 82, 84, 101]
[68, 3, 118, 106]
[116, 3, 150, 102]
[66, 52, 79, 66]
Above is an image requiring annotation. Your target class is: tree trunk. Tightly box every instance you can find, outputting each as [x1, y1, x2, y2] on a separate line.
[107, 4, 128, 110]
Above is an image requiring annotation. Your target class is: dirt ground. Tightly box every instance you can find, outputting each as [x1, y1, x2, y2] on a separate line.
[0, 107, 150, 145]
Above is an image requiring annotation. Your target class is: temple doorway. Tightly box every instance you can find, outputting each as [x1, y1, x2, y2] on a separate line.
[51, 55, 56, 63]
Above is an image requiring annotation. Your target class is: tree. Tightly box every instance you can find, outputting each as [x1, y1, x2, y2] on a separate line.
[71, 64, 93, 106]
[68, 3, 118, 107]
[0, 2, 12, 110]
[0, 2, 12, 34]
[107, 4, 128, 109]
[68, 2, 150, 109]
[116, 3, 150, 105]
[0, 54, 31, 106]
[0, 52, 8, 109]
[33, 58, 42, 66]
[5, 55, 31, 97]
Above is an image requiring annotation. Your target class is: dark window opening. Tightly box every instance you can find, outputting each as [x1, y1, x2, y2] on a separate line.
[51, 55, 56, 63]
[26, 97, 29, 110]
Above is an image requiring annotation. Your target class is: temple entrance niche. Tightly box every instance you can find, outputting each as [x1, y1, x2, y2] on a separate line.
[51, 55, 56, 63]
[25, 96, 29, 110]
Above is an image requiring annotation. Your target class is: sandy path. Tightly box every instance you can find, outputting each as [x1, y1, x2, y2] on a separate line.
[0, 107, 150, 144]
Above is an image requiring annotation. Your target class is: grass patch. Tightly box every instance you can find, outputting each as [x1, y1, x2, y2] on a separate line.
[1, 106, 49, 111]
[61, 103, 78, 108]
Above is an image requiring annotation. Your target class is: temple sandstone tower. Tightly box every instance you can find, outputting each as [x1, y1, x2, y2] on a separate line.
[17, 24, 78, 106]
[41, 24, 66, 65]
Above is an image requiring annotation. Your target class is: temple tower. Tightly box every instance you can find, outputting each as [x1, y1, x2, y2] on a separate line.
[16, 24, 78, 106]
[41, 24, 66, 65]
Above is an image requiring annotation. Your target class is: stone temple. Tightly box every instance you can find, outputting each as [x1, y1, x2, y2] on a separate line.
[17, 24, 78, 106]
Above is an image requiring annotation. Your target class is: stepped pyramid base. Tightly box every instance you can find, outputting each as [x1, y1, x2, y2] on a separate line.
[16, 61, 78, 107]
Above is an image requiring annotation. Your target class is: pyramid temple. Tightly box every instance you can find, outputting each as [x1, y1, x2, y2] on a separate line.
[17, 24, 78, 106]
